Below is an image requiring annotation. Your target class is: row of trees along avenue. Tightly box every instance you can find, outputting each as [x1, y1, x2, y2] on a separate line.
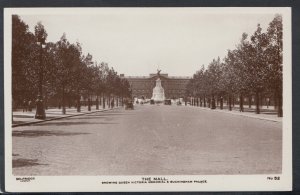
[12, 15, 132, 114]
[186, 14, 283, 117]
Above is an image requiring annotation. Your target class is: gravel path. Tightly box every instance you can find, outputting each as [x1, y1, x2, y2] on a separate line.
[12, 104, 282, 175]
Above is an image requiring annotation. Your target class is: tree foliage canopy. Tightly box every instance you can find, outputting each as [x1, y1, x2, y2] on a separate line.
[12, 15, 132, 106]
[186, 15, 283, 116]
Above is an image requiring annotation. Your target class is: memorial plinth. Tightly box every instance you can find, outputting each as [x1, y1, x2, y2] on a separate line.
[151, 78, 165, 103]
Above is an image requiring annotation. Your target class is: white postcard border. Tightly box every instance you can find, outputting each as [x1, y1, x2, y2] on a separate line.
[4, 7, 292, 192]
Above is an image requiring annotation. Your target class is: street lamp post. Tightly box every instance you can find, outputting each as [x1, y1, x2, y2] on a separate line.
[35, 40, 46, 119]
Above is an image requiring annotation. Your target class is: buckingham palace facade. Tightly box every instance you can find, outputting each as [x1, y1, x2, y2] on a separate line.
[120, 73, 191, 99]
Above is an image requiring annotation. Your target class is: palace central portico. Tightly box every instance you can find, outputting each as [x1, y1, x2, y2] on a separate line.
[120, 73, 191, 99]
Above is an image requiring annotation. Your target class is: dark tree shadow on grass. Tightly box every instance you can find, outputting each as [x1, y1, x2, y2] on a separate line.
[13, 115, 34, 118]
[30, 121, 118, 126]
[12, 130, 90, 137]
[12, 121, 26, 125]
[70, 116, 113, 120]
[87, 112, 134, 117]
[13, 158, 48, 168]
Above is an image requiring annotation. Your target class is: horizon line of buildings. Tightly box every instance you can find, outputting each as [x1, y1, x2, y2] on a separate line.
[120, 73, 191, 99]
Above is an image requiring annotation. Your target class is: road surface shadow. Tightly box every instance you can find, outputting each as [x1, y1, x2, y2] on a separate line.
[154, 145, 169, 150]
[92, 112, 133, 116]
[12, 121, 25, 125]
[12, 130, 90, 137]
[219, 107, 277, 115]
[13, 115, 34, 118]
[31, 121, 118, 126]
[71, 116, 111, 120]
[13, 158, 48, 168]
[94, 122, 118, 124]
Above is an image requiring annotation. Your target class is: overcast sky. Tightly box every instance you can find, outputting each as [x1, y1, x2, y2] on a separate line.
[19, 8, 277, 76]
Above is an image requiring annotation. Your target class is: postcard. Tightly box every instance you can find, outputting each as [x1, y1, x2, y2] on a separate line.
[4, 7, 292, 192]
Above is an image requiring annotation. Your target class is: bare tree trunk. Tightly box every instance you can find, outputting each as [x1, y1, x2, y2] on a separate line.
[62, 85, 66, 114]
[102, 94, 105, 109]
[274, 91, 278, 110]
[200, 97, 203, 107]
[45, 93, 48, 110]
[248, 95, 252, 108]
[77, 90, 81, 112]
[96, 94, 99, 110]
[277, 89, 283, 117]
[68, 94, 71, 108]
[228, 94, 232, 111]
[211, 95, 216, 109]
[88, 94, 91, 111]
[108, 96, 111, 108]
[255, 91, 260, 114]
[260, 93, 263, 109]
[239, 93, 244, 112]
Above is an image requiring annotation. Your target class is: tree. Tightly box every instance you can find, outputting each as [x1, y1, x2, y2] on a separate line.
[188, 15, 282, 117]
[265, 14, 283, 117]
[194, 65, 206, 107]
[12, 15, 38, 106]
[206, 57, 222, 109]
[234, 33, 253, 112]
[249, 24, 269, 114]
[222, 50, 240, 110]
[12, 15, 130, 113]
[56, 33, 82, 114]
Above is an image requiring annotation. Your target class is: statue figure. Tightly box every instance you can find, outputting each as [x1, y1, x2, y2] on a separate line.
[157, 69, 161, 77]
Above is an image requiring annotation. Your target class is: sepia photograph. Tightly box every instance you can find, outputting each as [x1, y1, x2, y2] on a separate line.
[4, 7, 292, 192]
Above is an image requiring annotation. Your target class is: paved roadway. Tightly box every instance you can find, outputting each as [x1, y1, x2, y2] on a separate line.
[12, 104, 282, 175]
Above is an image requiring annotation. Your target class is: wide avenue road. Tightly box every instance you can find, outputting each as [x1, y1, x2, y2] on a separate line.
[13, 104, 282, 175]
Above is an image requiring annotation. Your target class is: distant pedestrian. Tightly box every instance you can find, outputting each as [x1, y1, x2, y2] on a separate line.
[28, 100, 32, 112]
[22, 99, 27, 112]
